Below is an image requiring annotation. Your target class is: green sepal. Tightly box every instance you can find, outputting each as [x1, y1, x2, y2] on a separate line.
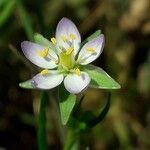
[83, 64, 121, 89]
[87, 30, 101, 42]
[81, 30, 101, 46]
[19, 80, 34, 89]
[34, 33, 53, 48]
[58, 84, 76, 125]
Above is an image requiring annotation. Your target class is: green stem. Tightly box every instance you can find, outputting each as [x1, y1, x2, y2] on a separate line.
[38, 91, 47, 150]
[63, 129, 79, 150]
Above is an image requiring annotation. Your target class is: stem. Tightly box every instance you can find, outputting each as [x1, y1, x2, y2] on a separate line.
[63, 129, 79, 150]
[38, 91, 47, 150]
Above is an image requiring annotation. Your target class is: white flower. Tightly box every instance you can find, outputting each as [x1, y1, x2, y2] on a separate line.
[21, 17, 104, 94]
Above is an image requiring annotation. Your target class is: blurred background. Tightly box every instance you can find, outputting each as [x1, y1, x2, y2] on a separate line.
[0, 0, 150, 149]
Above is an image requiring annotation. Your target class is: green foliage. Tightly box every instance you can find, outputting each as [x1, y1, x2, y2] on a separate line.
[83, 64, 121, 89]
[59, 84, 76, 125]
[17, 0, 34, 41]
[81, 30, 101, 46]
[87, 30, 101, 41]
[0, 0, 16, 27]
[34, 33, 53, 47]
[19, 80, 33, 89]
[70, 93, 111, 130]
[0, 0, 149, 149]
[38, 91, 48, 150]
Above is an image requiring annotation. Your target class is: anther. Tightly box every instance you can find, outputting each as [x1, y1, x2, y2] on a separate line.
[61, 35, 67, 42]
[75, 68, 81, 76]
[37, 47, 49, 58]
[87, 47, 95, 53]
[51, 37, 57, 45]
[70, 33, 76, 40]
[40, 69, 49, 75]
[66, 47, 74, 55]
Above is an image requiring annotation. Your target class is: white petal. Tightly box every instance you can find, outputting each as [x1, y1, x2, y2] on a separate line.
[77, 34, 104, 65]
[56, 17, 81, 55]
[32, 70, 64, 89]
[64, 72, 91, 94]
[21, 41, 58, 69]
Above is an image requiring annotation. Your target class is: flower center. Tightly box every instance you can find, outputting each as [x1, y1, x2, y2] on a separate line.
[59, 48, 74, 70]
[49, 34, 80, 75]
[57, 33, 76, 70]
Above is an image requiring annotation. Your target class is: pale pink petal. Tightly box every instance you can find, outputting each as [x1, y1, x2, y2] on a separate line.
[64, 72, 90, 94]
[32, 70, 64, 89]
[21, 41, 58, 69]
[77, 34, 104, 65]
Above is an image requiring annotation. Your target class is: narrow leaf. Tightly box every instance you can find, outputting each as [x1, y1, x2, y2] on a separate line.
[83, 64, 121, 89]
[59, 85, 76, 125]
[19, 80, 34, 89]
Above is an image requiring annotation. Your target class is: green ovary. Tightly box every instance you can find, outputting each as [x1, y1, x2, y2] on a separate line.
[59, 51, 75, 70]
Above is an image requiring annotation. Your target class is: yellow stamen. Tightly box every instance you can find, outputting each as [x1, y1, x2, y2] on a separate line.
[87, 47, 95, 53]
[70, 33, 76, 40]
[51, 37, 57, 45]
[37, 47, 49, 58]
[61, 35, 67, 42]
[66, 47, 74, 55]
[75, 68, 81, 76]
[40, 69, 49, 75]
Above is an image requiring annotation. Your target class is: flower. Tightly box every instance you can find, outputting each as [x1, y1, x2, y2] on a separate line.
[21, 17, 104, 94]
